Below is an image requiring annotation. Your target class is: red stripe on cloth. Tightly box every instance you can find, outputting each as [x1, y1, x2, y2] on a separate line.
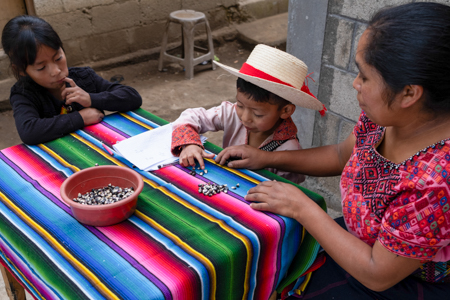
[239, 63, 295, 88]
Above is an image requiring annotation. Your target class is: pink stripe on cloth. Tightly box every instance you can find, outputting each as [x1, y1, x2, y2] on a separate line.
[0, 232, 58, 300]
[98, 223, 199, 300]
[2, 146, 67, 206]
[83, 123, 128, 146]
[155, 166, 282, 299]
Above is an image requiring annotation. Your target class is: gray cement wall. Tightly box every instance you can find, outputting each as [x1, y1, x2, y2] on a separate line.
[287, 0, 450, 213]
[0, 0, 288, 81]
[37, 0, 287, 66]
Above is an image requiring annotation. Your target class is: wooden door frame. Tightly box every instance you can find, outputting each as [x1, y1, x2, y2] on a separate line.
[24, 0, 36, 15]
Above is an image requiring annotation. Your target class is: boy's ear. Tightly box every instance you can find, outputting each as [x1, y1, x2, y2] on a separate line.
[280, 104, 296, 119]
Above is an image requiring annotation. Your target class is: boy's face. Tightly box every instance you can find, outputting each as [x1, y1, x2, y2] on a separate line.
[235, 91, 292, 135]
[25, 46, 69, 95]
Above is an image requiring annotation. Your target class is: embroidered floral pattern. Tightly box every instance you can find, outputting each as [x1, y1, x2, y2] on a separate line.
[340, 111, 450, 282]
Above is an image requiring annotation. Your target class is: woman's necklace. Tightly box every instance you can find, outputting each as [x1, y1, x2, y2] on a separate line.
[368, 126, 450, 170]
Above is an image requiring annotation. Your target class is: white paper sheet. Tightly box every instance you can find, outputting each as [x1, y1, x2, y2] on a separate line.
[112, 123, 206, 171]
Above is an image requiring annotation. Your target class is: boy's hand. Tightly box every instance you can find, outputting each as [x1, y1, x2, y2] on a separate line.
[180, 144, 215, 169]
[63, 77, 92, 107]
[79, 108, 104, 126]
[216, 145, 268, 169]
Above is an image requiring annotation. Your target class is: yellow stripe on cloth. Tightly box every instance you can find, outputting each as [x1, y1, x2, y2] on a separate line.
[135, 210, 220, 299]
[119, 112, 155, 130]
[204, 158, 260, 185]
[37, 144, 80, 173]
[136, 183, 254, 300]
[2, 255, 44, 299]
[294, 272, 312, 296]
[0, 191, 120, 300]
[70, 132, 254, 299]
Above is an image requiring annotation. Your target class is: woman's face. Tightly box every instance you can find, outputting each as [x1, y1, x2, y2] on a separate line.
[25, 45, 69, 94]
[353, 30, 402, 126]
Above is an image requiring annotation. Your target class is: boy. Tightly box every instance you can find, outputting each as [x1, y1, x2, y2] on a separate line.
[171, 44, 326, 184]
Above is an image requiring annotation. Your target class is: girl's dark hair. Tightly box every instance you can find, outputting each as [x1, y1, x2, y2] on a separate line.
[365, 2, 450, 114]
[1, 15, 63, 80]
[236, 77, 290, 109]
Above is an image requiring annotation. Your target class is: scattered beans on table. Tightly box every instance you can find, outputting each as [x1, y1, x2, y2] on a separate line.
[198, 183, 229, 196]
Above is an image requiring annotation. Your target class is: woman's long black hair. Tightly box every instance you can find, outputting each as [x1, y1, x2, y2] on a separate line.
[365, 2, 450, 114]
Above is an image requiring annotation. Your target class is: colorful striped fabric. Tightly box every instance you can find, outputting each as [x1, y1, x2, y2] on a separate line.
[0, 109, 325, 300]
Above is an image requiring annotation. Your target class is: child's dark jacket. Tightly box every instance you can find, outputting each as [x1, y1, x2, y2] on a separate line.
[10, 67, 142, 144]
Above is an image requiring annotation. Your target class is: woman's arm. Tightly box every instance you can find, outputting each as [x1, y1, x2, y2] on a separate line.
[246, 181, 423, 291]
[216, 131, 356, 177]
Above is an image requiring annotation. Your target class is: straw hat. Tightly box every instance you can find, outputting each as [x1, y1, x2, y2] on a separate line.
[214, 44, 326, 114]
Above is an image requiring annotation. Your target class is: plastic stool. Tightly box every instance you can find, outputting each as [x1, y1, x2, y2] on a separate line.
[158, 10, 216, 80]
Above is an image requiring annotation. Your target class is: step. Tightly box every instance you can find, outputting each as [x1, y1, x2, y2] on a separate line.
[236, 12, 288, 49]
[0, 78, 14, 112]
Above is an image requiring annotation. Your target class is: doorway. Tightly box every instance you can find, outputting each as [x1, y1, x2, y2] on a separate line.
[0, 0, 35, 51]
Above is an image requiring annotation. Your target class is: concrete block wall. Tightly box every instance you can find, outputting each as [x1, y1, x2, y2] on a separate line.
[0, 0, 287, 80]
[289, 0, 449, 213]
[29, 0, 288, 68]
[32, 0, 238, 68]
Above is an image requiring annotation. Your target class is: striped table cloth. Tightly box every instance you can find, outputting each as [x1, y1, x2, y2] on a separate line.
[0, 109, 325, 300]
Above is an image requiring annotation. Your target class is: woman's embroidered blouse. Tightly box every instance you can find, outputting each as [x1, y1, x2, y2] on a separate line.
[340, 111, 450, 282]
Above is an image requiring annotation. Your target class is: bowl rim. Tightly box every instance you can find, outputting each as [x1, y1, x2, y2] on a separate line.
[60, 165, 144, 211]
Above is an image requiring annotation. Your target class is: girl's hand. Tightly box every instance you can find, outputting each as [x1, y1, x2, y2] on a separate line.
[179, 144, 215, 169]
[245, 181, 307, 220]
[216, 145, 269, 169]
[79, 108, 104, 126]
[63, 77, 92, 107]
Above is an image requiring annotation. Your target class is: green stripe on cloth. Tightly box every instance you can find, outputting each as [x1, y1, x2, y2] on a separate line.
[0, 213, 90, 299]
[199, 132, 326, 292]
[137, 187, 247, 296]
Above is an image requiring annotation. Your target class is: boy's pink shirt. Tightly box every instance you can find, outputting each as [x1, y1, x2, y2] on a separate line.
[171, 101, 305, 184]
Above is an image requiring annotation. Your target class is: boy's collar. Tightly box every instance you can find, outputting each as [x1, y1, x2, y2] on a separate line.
[272, 117, 297, 141]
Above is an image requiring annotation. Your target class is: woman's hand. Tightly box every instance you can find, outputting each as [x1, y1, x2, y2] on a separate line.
[79, 108, 104, 126]
[245, 181, 308, 220]
[215, 145, 269, 169]
[179, 144, 215, 169]
[63, 77, 92, 107]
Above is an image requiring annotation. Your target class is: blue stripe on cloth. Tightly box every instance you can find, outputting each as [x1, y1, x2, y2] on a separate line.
[0, 199, 104, 299]
[27, 145, 74, 178]
[160, 182, 260, 299]
[126, 111, 162, 129]
[102, 113, 155, 136]
[129, 216, 211, 300]
[0, 156, 165, 299]
[174, 162, 302, 288]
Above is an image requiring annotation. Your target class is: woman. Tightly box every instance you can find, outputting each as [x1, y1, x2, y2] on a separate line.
[216, 2, 450, 298]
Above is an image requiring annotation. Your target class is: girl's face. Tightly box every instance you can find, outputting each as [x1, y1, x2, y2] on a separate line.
[235, 90, 290, 135]
[25, 45, 69, 94]
[353, 30, 402, 126]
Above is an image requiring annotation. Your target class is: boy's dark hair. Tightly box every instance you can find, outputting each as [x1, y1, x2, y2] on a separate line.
[237, 77, 291, 109]
[1, 15, 63, 80]
[365, 2, 450, 114]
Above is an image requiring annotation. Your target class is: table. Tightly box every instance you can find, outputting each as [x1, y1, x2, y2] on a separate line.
[0, 109, 325, 300]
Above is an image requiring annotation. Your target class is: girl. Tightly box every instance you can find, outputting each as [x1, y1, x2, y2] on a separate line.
[1, 15, 142, 145]
[217, 2, 450, 299]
